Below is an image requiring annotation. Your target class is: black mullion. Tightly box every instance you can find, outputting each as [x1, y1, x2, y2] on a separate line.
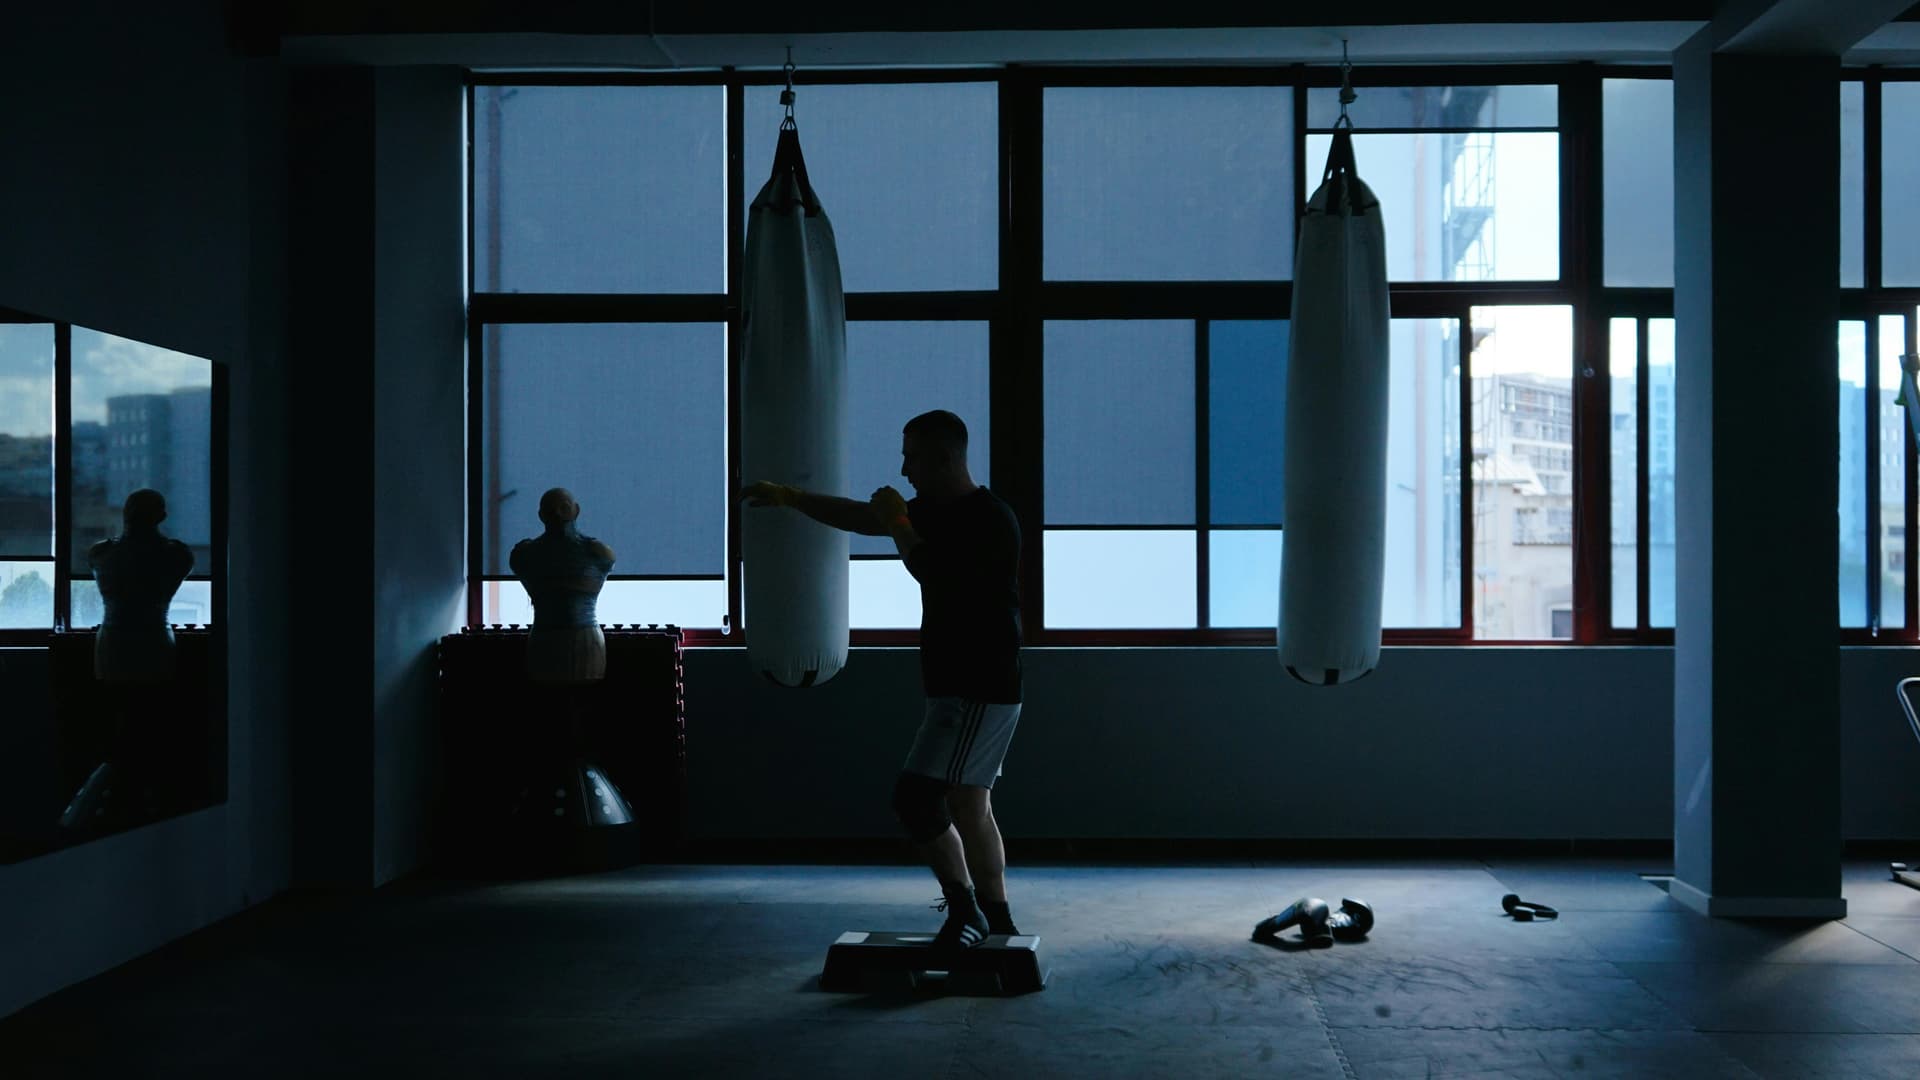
[465, 83, 482, 627]
[469, 293, 729, 323]
[1292, 62, 1594, 88]
[1390, 282, 1574, 306]
[726, 76, 745, 639]
[1636, 318, 1651, 632]
[53, 322, 71, 630]
[1195, 319, 1210, 629]
[844, 293, 995, 319]
[471, 292, 996, 323]
[1865, 73, 1882, 293]
[998, 71, 1045, 641]
[1033, 67, 1296, 88]
[470, 71, 733, 87]
[479, 80, 507, 625]
[470, 68, 998, 85]
[1458, 310, 1475, 638]
[482, 324, 503, 619]
[1292, 64, 1307, 228]
[1044, 523, 1221, 531]
[467, 82, 477, 301]
[1041, 282, 1289, 320]
[1868, 315, 1884, 633]
[480, 574, 724, 582]
[1596, 288, 1674, 318]
[470, 68, 998, 88]
[466, 314, 484, 626]
[1565, 66, 1603, 641]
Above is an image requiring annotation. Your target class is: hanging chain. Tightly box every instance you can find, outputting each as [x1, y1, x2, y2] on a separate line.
[780, 46, 797, 129]
[1336, 39, 1356, 128]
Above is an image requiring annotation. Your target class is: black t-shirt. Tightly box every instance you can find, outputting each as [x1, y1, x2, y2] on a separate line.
[904, 487, 1023, 703]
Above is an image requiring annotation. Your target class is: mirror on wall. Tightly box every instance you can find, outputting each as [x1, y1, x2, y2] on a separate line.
[0, 308, 225, 861]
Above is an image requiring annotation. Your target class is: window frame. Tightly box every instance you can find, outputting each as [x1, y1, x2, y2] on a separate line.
[463, 63, 1920, 649]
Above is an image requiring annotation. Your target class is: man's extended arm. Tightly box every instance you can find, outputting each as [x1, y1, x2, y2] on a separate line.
[795, 491, 889, 536]
[742, 482, 886, 536]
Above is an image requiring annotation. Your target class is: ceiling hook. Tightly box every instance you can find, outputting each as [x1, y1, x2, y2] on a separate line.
[780, 45, 796, 123]
[1338, 39, 1357, 119]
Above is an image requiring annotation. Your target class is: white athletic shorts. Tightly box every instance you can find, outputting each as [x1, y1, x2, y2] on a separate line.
[901, 697, 1023, 788]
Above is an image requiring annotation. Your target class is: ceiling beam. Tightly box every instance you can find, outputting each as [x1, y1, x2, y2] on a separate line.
[279, 23, 1712, 70]
[1709, 0, 1912, 54]
[250, 1, 1718, 39]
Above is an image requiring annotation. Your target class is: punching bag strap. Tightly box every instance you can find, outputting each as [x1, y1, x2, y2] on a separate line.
[1321, 123, 1357, 212]
[770, 127, 822, 215]
[1319, 41, 1362, 215]
[769, 49, 823, 216]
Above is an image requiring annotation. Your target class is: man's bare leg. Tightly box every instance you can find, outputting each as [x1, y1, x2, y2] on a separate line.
[916, 824, 972, 888]
[916, 821, 989, 949]
[947, 785, 1007, 903]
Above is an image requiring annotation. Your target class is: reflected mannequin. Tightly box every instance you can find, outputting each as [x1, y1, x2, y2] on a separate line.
[509, 488, 616, 683]
[90, 488, 194, 681]
[60, 489, 194, 831]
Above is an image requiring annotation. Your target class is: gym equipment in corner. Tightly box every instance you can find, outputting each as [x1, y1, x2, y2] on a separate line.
[1889, 343, 1920, 893]
[820, 931, 1050, 995]
[1893, 677, 1920, 891]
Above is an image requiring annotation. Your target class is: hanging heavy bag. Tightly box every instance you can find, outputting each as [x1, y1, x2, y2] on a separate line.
[741, 121, 850, 687]
[1276, 123, 1391, 686]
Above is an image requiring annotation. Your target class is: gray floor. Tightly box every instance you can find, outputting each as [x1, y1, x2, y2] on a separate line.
[4, 858, 1919, 1078]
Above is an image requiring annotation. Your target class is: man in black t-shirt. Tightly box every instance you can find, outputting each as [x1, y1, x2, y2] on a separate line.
[743, 410, 1024, 951]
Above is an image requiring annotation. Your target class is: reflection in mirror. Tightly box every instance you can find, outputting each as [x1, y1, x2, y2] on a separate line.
[0, 318, 223, 862]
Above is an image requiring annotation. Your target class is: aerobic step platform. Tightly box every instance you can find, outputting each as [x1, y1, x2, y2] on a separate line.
[819, 931, 1050, 995]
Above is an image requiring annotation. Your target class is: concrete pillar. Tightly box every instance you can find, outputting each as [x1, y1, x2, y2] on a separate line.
[1671, 38, 1844, 918]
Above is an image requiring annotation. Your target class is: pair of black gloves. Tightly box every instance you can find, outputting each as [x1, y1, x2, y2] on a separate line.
[1251, 896, 1375, 947]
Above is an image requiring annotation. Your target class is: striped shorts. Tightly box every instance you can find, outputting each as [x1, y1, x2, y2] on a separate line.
[901, 697, 1023, 789]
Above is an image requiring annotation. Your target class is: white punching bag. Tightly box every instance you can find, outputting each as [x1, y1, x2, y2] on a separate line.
[1276, 122, 1391, 685]
[742, 121, 849, 687]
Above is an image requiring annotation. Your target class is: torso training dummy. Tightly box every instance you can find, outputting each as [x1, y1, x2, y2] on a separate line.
[511, 524, 615, 684]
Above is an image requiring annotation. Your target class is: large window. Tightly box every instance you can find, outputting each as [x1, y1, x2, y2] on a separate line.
[467, 68, 1920, 646]
[1608, 317, 1677, 632]
[1599, 71, 1918, 643]
[1044, 87, 1293, 282]
[1306, 85, 1559, 282]
[478, 322, 727, 630]
[1602, 79, 1674, 289]
[1470, 307, 1575, 639]
[0, 318, 219, 636]
[1043, 320, 1197, 628]
[744, 84, 998, 293]
[473, 85, 724, 294]
[846, 320, 991, 629]
[1883, 83, 1920, 288]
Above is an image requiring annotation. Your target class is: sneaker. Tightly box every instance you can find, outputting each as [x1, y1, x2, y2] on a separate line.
[929, 896, 990, 952]
[982, 899, 1020, 936]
